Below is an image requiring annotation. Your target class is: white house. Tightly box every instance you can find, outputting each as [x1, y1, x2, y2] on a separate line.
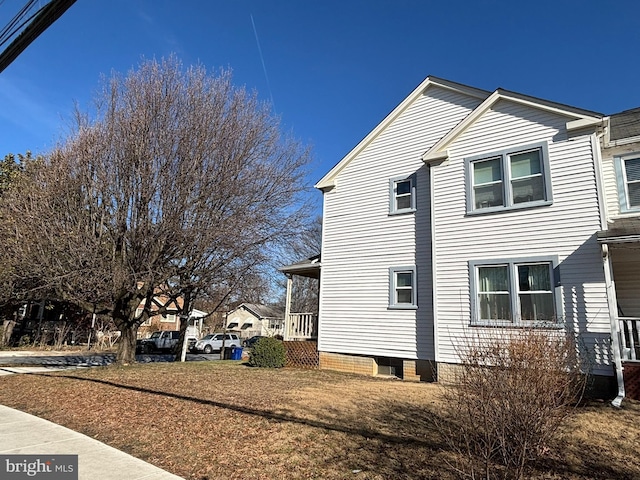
[304, 76, 637, 403]
[225, 303, 284, 339]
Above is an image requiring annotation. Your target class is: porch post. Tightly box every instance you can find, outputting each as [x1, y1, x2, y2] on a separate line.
[283, 274, 292, 341]
[602, 244, 625, 407]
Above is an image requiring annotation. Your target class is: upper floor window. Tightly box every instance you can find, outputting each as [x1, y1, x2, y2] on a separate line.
[469, 256, 560, 326]
[389, 175, 416, 215]
[615, 154, 640, 212]
[136, 307, 151, 326]
[466, 142, 552, 214]
[389, 266, 417, 309]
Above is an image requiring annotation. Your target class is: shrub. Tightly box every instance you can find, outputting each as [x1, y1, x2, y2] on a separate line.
[439, 327, 587, 480]
[248, 336, 285, 368]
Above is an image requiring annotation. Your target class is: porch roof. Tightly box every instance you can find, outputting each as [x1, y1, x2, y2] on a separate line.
[279, 254, 321, 279]
[597, 217, 640, 244]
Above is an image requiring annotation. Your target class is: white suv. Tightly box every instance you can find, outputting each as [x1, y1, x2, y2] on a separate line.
[193, 333, 240, 354]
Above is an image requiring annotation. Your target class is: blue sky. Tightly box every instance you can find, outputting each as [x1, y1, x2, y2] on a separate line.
[1, 0, 639, 210]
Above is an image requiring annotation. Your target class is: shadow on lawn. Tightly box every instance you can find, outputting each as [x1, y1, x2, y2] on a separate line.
[34, 372, 457, 479]
[35, 372, 439, 447]
[30, 373, 639, 480]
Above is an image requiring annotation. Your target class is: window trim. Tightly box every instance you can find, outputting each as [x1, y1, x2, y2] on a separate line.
[469, 256, 561, 327]
[389, 175, 416, 215]
[614, 152, 640, 213]
[388, 266, 418, 310]
[465, 141, 552, 215]
[161, 312, 177, 323]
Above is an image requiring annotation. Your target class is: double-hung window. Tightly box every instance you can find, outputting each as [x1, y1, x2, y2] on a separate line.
[136, 307, 151, 326]
[470, 257, 559, 325]
[389, 266, 417, 309]
[389, 175, 416, 215]
[615, 153, 640, 212]
[467, 142, 552, 213]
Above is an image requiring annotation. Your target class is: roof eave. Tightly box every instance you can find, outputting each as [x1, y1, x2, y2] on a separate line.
[422, 89, 604, 162]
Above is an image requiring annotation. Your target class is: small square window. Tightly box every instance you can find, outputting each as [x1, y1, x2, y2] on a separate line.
[389, 266, 417, 309]
[389, 175, 416, 215]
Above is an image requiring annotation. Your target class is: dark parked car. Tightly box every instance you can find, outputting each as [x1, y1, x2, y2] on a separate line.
[136, 330, 180, 354]
[242, 335, 266, 348]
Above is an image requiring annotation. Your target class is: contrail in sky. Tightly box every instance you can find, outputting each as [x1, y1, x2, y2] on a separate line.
[250, 14, 275, 110]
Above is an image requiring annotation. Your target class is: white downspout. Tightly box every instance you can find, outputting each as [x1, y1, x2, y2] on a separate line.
[592, 130, 625, 407]
[602, 244, 625, 407]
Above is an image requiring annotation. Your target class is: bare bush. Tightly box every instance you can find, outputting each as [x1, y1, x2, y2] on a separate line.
[439, 327, 587, 480]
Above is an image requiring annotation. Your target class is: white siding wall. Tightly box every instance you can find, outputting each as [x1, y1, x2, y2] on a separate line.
[432, 100, 612, 375]
[319, 86, 482, 359]
[601, 145, 622, 218]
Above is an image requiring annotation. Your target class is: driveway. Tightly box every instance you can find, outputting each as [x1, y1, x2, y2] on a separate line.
[0, 350, 222, 375]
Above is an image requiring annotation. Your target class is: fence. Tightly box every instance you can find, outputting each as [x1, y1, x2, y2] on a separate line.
[284, 340, 318, 369]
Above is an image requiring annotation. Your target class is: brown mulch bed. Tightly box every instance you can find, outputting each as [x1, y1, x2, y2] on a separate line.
[0, 361, 638, 480]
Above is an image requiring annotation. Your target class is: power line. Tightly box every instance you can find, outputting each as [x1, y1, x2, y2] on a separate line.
[0, 0, 40, 47]
[0, 0, 77, 74]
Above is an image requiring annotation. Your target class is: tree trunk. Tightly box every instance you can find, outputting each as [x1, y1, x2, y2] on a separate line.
[175, 288, 193, 362]
[116, 322, 138, 364]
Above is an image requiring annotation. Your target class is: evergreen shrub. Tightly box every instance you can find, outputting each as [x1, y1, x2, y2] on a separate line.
[248, 336, 285, 368]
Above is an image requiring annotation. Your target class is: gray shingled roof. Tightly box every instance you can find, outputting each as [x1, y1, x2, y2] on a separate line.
[241, 303, 283, 319]
[610, 107, 640, 141]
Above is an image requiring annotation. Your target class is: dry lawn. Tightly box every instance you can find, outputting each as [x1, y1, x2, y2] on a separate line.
[0, 361, 638, 480]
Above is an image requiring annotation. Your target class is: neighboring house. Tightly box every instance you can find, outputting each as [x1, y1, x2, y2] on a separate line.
[225, 303, 284, 339]
[288, 76, 639, 403]
[137, 293, 182, 338]
[137, 294, 206, 340]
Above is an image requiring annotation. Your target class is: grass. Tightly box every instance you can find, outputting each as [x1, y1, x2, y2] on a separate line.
[0, 361, 638, 480]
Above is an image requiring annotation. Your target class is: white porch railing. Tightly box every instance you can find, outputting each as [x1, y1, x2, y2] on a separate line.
[619, 317, 640, 361]
[285, 313, 318, 341]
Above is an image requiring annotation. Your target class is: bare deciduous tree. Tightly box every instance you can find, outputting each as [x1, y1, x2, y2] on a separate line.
[0, 56, 312, 364]
[279, 215, 322, 314]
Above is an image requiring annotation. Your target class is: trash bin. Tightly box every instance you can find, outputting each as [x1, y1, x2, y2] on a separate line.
[231, 346, 243, 360]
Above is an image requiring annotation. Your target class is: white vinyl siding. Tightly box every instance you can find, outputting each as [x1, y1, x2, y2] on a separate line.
[431, 99, 611, 375]
[319, 86, 483, 359]
[600, 145, 626, 217]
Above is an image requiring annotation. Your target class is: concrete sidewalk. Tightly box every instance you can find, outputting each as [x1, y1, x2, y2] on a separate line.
[0, 405, 183, 479]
